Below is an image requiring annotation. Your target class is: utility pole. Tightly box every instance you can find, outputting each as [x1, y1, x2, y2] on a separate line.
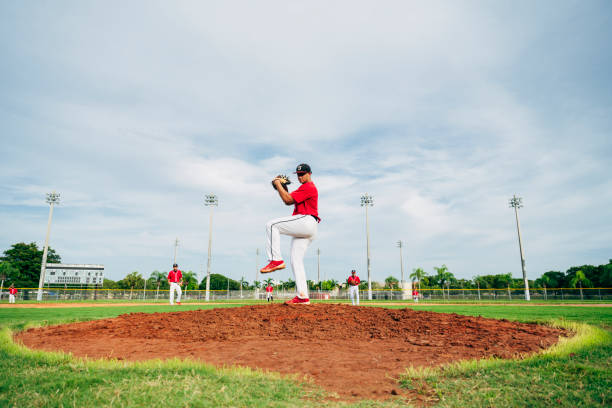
[317, 248, 321, 291]
[37, 191, 60, 301]
[173, 237, 179, 265]
[509, 195, 530, 301]
[254, 248, 260, 300]
[204, 194, 218, 301]
[397, 241, 404, 287]
[397, 240, 411, 299]
[361, 194, 374, 300]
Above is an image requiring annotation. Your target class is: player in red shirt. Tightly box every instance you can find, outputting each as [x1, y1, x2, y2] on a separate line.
[347, 269, 361, 305]
[412, 288, 419, 303]
[261, 163, 319, 305]
[8, 284, 17, 304]
[265, 283, 274, 302]
[167, 263, 183, 305]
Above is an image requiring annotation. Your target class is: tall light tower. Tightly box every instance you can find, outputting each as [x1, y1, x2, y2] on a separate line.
[204, 194, 218, 301]
[397, 240, 404, 287]
[254, 248, 260, 300]
[509, 195, 530, 301]
[317, 248, 321, 291]
[361, 194, 374, 300]
[173, 237, 179, 265]
[37, 191, 60, 301]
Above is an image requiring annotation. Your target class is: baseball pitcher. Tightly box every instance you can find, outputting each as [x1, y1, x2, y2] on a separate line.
[261, 163, 320, 305]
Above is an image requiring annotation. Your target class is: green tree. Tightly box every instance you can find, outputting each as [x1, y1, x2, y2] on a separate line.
[569, 270, 592, 301]
[118, 272, 144, 299]
[181, 271, 198, 290]
[410, 268, 426, 292]
[149, 270, 168, 298]
[199, 273, 240, 290]
[1, 242, 61, 287]
[433, 265, 454, 298]
[102, 278, 118, 289]
[0, 261, 18, 285]
[320, 279, 338, 291]
[384, 275, 399, 289]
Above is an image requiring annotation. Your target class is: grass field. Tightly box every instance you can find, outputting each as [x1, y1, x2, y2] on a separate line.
[0, 303, 610, 407]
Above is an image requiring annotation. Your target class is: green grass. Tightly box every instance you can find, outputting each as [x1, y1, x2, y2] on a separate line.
[0, 304, 610, 407]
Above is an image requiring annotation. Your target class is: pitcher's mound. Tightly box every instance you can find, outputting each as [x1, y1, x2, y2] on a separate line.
[16, 304, 565, 400]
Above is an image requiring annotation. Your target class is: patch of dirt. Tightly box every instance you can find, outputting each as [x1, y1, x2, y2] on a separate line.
[16, 304, 566, 401]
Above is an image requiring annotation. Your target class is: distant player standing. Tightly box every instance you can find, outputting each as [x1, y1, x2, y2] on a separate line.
[8, 284, 17, 304]
[347, 269, 361, 305]
[167, 263, 183, 305]
[261, 163, 320, 305]
[265, 283, 274, 302]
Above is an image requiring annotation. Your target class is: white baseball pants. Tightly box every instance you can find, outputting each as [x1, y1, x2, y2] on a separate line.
[349, 286, 359, 305]
[169, 282, 182, 304]
[266, 214, 317, 299]
[9, 294, 15, 304]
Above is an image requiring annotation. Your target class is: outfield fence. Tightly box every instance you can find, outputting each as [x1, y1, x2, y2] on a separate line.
[1, 287, 611, 302]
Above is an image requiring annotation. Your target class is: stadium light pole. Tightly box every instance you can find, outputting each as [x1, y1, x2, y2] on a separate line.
[361, 194, 374, 300]
[173, 237, 179, 265]
[37, 191, 60, 301]
[509, 195, 530, 301]
[317, 248, 321, 292]
[254, 248, 260, 300]
[397, 241, 404, 287]
[204, 194, 218, 302]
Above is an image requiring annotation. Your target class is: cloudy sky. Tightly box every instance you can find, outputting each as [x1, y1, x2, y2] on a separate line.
[1, 1, 610, 284]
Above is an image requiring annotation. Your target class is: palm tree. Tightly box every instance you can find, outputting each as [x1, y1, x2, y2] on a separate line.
[570, 270, 592, 301]
[539, 274, 553, 300]
[410, 268, 425, 293]
[150, 271, 165, 300]
[384, 276, 399, 289]
[181, 271, 197, 301]
[124, 271, 143, 300]
[434, 265, 453, 300]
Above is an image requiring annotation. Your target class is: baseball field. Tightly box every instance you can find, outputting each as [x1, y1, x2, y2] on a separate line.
[1, 302, 610, 407]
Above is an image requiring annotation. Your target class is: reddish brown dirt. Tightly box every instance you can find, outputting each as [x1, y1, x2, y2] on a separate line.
[16, 304, 566, 401]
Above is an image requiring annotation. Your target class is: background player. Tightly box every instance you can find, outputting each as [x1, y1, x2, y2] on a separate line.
[261, 163, 319, 305]
[167, 263, 183, 305]
[347, 269, 360, 305]
[265, 283, 274, 302]
[8, 284, 17, 304]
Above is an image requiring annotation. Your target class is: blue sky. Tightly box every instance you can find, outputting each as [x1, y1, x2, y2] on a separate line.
[1, 1, 610, 284]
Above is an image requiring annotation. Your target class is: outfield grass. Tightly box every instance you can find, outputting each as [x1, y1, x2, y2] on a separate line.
[0, 304, 610, 407]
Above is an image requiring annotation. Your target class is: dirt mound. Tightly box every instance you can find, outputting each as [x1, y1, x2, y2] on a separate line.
[16, 304, 565, 400]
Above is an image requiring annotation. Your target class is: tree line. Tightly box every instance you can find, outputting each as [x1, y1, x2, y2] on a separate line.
[1, 242, 610, 290]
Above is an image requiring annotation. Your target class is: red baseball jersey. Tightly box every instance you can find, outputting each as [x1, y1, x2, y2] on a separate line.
[167, 270, 182, 283]
[266, 285, 273, 293]
[291, 181, 320, 221]
[348, 275, 360, 286]
[9, 288, 17, 295]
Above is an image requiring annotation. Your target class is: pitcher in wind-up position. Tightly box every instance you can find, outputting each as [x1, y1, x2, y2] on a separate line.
[261, 163, 320, 305]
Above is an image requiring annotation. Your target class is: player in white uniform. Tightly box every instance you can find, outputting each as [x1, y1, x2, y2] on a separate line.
[167, 263, 183, 305]
[261, 164, 320, 305]
[347, 270, 361, 305]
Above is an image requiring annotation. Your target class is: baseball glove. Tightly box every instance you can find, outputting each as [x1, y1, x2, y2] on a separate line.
[272, 174, 291, 191]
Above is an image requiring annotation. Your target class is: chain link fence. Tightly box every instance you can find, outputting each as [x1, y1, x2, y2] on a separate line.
[1, 287, 611, 302]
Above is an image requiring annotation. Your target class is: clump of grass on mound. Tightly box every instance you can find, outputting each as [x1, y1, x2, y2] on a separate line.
[400, 320, 611, 407]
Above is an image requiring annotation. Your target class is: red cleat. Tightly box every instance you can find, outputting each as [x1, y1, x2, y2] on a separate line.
[285, 296, 310, 305]
[260, 260, 285, 273]
[177, 302, 181, 305]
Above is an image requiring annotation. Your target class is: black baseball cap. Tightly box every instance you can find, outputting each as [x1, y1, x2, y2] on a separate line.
[351, 269, 356, 273]
[173, 263, 178, 267]
[294, 163, 311, 173]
